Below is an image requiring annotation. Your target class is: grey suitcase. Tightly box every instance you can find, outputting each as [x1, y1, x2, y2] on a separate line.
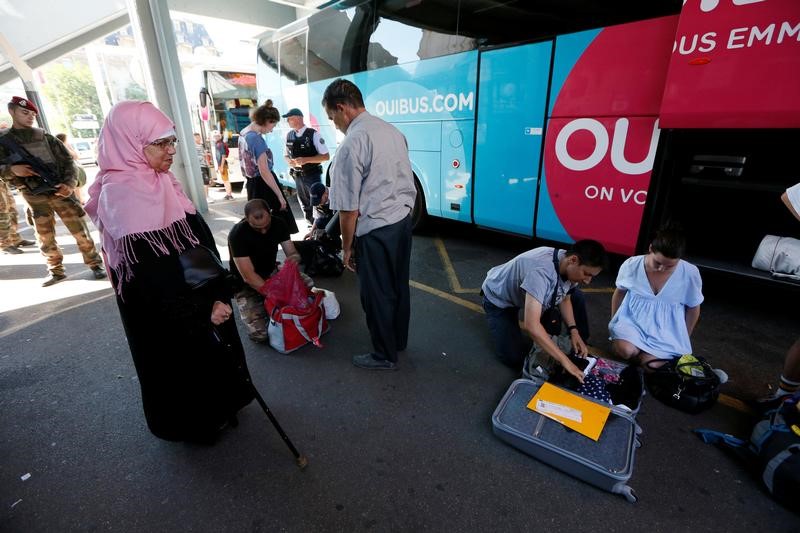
[492, 378, 641, 502]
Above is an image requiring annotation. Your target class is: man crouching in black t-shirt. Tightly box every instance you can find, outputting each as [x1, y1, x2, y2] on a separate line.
[228, 199, 310, 343]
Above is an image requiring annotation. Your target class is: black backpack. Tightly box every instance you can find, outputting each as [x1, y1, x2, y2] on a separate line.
[695, 392, 800, 513]
[303, 240, 344, 277]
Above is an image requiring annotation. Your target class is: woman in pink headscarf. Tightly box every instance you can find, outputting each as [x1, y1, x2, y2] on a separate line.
[86, 101, 253, 444]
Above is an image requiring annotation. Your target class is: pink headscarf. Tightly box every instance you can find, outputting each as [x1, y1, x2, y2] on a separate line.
[86, 101, 198, 291]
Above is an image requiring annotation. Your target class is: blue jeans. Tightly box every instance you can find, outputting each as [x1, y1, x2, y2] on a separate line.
[483, 299, 531, 368]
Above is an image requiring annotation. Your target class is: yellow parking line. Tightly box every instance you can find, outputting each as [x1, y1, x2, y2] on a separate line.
[410, 280, 484, 313]
[434, 237, 481, 294]
[718, 394, 754, 415]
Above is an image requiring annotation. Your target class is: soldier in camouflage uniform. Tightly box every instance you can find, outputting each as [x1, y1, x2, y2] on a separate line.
[0, 97, 106, 286]
[0, 178, 36, 254]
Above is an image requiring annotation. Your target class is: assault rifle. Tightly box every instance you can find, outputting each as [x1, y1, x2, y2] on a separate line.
[0, 135, 61, 195]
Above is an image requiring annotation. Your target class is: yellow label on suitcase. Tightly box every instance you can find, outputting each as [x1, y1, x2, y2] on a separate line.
[528, 382, 612, 441]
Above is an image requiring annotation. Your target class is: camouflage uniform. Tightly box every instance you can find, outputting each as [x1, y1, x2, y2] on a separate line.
[0, 179, 23, 247]
[234, 286, 268, 343]
[0, 127, 103, 275]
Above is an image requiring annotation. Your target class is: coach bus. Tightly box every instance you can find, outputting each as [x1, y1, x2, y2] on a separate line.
[255, 0, 800, 284]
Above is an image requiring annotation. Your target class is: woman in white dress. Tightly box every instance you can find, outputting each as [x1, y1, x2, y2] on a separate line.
[608, 226, 703, 370]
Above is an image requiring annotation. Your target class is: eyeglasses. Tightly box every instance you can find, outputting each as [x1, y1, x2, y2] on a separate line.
[149, 138, 179, 149]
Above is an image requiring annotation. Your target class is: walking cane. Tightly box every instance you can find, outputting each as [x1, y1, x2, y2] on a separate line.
[249, 380, 309, 469]
[213, 327, 308, 469]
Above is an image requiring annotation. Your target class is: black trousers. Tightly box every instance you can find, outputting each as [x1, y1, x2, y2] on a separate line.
[355, 214, 413, 363]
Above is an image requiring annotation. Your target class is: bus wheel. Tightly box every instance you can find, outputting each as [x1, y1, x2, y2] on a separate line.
[411, 178, 427, 232]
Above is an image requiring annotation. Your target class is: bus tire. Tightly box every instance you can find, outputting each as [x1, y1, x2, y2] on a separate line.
[411, 177, 427, 232]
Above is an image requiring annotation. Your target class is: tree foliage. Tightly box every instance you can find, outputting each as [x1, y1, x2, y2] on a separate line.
[124, 83, 148, 101]
[41, 62, 103, 138]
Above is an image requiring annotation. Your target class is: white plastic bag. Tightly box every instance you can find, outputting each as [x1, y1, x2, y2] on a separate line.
[314, 288, 341, 320]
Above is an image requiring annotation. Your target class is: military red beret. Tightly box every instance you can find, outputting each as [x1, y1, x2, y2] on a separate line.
[9, 96, 39, 115]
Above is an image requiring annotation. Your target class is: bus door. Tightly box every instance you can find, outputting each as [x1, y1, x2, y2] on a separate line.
[473, 41, 553, 236]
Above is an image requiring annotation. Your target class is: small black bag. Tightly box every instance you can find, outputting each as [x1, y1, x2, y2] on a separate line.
[540, 306, 562, 336]
[178, 245, 228, 289]
[539, 248, 562, 336]
[645, 355, 720, 413]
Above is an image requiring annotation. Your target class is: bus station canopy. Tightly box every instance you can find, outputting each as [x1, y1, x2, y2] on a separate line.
[0, 0, 315, 86]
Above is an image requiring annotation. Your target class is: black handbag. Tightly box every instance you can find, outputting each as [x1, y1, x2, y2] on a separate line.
[645, 355, 720, 413]
[540, 248, 563, 335]
[178, 245, 228, 290]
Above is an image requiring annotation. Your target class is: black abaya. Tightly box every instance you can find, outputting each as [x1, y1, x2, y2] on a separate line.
[113, 212, 254, 443]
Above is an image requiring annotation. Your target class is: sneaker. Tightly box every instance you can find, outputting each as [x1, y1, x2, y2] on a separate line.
[224, 194, 234, 201]
[17, 239, 36, 247]
[2, 245, 23, 255]
[42, 273, 67, 287]
[352, 353, 397, 371]
[207, 198, 216, 204]
[756, 388, 793, 402]
[91, 266, 108, 279]
[754, 390, 793, 412]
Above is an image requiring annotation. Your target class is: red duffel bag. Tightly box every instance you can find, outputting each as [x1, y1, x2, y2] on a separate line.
[263, 261, 329, 354]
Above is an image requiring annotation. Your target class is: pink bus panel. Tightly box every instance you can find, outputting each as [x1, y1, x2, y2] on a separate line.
[661, 0, 800, 128]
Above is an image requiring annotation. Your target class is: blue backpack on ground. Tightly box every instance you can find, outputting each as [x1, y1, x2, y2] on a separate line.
[694, 392, 800, 513]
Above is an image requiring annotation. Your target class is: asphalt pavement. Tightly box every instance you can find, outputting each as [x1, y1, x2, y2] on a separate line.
[1, 182, 798, 532]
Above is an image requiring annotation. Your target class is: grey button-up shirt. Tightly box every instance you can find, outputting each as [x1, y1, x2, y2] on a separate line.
[328, 112, 416, 237]
[482, 248, 575, 309]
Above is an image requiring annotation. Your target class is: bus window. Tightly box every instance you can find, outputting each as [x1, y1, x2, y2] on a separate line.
[279, 32, 308, 86]
[257, 39, 281, 103]
[306, 7, 358, 82]
[368, 18, 419, 69]
[367, 10, 477, 70]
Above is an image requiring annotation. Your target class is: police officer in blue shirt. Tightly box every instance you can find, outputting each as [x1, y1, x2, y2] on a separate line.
[283, 109, 329, 226]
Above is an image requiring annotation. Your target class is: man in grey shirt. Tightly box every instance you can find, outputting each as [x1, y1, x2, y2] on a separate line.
[323, 79, 417, 370]
[482, 240, 606, 380]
